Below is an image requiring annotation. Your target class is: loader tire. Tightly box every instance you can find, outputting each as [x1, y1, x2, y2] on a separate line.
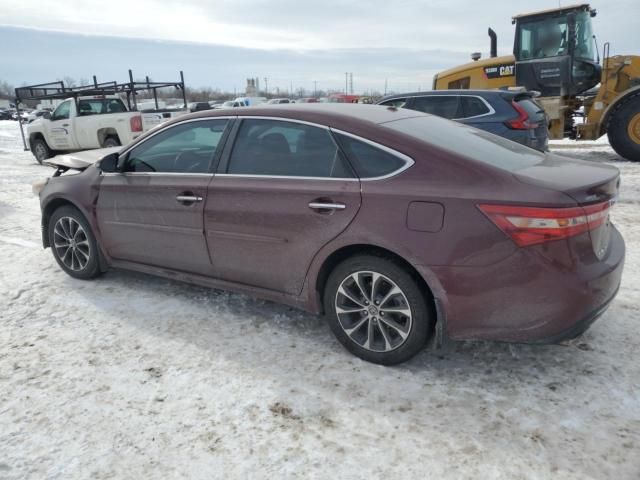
[608, 95, 640, 162]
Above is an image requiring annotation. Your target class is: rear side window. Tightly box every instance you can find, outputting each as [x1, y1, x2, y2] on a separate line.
[460, 96, 491, 118]
[227, 119, 353, 178]
[334, 133, 407, 178]
[409, 96, 463, 119]
[379, 98, 407, 108]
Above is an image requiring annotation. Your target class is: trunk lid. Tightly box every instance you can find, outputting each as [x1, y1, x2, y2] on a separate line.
[513, 153, 620, 259]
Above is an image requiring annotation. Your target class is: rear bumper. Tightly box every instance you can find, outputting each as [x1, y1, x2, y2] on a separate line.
[428, 226, 625, 343]
[524, 283, 620, 344]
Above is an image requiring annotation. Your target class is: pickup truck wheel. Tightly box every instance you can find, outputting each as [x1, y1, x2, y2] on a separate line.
[32, 138, 52, 164]
[102, 136, 121, 148]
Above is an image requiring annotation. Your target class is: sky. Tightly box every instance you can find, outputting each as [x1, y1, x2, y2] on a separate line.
[1, 0, 638, 95]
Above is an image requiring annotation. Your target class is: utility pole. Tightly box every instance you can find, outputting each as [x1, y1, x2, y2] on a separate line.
[345, 72, 348, 95]
[264, 77, 269, 95]
[349, 73, 353, 95]
[314, 80, 317, 97]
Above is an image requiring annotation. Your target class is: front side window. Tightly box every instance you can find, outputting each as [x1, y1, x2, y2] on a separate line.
[334, 133, 408, 178]
[52, 101, 71, 121]
[227, 119, 353, 178]
[125, 119, 228, 173]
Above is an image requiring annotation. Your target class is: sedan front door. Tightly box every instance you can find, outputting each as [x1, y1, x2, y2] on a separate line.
[96, 118, 230, 275]
[206, 118, 361, 295]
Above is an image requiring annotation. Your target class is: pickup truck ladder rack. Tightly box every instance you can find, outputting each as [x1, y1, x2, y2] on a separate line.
[14, 70, 188, 151]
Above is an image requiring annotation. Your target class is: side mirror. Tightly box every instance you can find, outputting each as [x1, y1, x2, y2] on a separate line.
[42, 111, 51, 120]
[99, 153, 120, 173]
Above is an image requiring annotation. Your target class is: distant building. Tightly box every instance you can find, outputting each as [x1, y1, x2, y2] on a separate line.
[245, 77, 260, 97]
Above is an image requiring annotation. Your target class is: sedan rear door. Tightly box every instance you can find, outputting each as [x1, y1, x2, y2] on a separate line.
[205, 118, 361, 295]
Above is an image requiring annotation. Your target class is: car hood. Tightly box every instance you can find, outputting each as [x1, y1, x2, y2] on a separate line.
[44, 147, 120, 170]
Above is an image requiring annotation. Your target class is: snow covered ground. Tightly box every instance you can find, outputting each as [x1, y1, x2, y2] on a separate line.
[0, 120, 638, 479]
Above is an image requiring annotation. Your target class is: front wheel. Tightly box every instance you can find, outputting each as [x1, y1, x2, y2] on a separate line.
[323, 255, 433, 365]
[608, 95, 640, 162]
[32, 137, 53, 164]
[48, 205, 102, 280]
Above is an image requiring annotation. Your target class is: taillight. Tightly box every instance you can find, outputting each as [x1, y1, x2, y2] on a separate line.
[505, 100, 538, 130]
[478, 201, 611, 247]
[130, 115, 143, 132]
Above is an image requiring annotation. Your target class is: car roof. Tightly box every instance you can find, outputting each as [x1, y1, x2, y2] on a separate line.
[187, 103, 424, 126]
[379, 90, 516, 101]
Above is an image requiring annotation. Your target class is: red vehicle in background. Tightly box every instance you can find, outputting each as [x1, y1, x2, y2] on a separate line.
[328, 94, 359, 103]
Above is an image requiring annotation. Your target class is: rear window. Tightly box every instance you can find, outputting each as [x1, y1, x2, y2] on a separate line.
[381, 115, 544, 172]
[515, 98, 545, 119]
[334, 133, 408, 178]
[78, 99, 127, 115]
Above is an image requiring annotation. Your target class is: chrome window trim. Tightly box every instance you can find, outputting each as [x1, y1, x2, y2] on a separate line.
[102, 172, 214, 177]
[215, 173, 359, 182]
[118, 116, 236, 158]
[232, 116, 331, 130]
[330, 128, 415, 181]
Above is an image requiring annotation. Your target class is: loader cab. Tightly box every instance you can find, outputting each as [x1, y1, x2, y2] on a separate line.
[513, 4, 601, 97]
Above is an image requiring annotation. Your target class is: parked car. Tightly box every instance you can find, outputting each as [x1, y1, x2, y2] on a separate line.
[26, 96, 187, 164]
[220, 100, 247, 108]
[0, 109, 13, 120]
[297, 97, 319, 103]
[27, 108, 53, 123]
[267, 98, 292, 104]
[189, 102, 212, 113]
[377, 90, 549, 151]
[36, 104, 624, 365]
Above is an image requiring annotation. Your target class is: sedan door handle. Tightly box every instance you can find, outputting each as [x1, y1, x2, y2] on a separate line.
[308, 202, 346, 210]
[176, 195, 203, 203]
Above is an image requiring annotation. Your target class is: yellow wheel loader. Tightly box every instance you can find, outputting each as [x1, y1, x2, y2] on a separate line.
[433, 4, 640, 161]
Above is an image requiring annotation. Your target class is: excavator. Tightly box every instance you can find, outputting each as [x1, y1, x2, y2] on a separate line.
[432, 4, 640, 161]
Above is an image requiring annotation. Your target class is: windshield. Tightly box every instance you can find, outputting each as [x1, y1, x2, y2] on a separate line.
[516, 10, 595, 61]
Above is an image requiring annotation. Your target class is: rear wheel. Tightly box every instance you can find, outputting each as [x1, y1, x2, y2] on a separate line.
[608, 95, 640, 162]
[48, 205, 102, 280]
[32, 137, 53, 164]
[323, 255, 433, 365]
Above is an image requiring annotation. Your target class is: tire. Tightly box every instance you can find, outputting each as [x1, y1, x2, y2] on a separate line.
[323, 255, 433, 365]
[48, 205, 102, 280]
[102, 136, 120, 148]
[32, 137, 53, 165]
[608, 95, 640, 162]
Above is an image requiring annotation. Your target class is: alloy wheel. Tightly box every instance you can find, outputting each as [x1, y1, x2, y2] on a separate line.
[53, 216, 91, 271]
[334, 271, 413, 352]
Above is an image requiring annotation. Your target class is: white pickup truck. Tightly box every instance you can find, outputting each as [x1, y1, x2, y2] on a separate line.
[26, 95, 187, 164]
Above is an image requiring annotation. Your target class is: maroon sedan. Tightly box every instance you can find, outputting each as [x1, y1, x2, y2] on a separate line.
[37, 104, 625, 364]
